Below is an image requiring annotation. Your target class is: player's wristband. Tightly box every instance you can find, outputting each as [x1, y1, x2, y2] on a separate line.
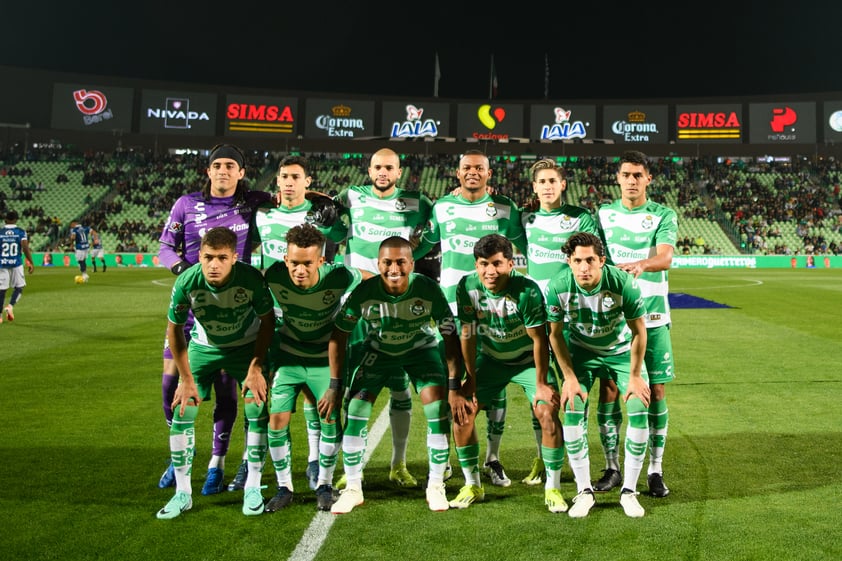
[448, 378, 462, 390]
[170, 261, 189, 276]
[329, 378, 343, 390]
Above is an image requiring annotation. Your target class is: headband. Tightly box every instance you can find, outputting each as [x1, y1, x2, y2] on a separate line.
[208, 145, 244, 168]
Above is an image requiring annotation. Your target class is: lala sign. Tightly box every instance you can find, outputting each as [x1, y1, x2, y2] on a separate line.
[390, 105, 439, 138]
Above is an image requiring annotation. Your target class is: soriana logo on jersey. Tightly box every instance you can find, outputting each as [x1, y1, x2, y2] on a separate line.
[224, 94, 298, 137]
[51, 83, 133, 131]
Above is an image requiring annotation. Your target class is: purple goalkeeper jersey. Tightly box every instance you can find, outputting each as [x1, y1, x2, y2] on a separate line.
[158, 190, 271, 268]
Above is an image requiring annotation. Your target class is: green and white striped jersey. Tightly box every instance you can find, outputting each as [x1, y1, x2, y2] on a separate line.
[522, 204, 598, 294]
[335, 273, 454, 357]
[168, 262, 274, 348]
[264, 261, 362, 361]
[597, 200, 677, 328]
[336, 185, 433, 275]
[253, 201, 347, 269]
[456, 269, 546, 366]
[420, 193, 526, 313]
[545, 265, 646, 356]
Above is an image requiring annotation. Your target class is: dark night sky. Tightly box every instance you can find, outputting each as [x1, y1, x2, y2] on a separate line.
[2, 1, 840, 101]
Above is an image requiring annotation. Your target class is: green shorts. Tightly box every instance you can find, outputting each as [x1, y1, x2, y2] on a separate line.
[645, 325, 675, 385]
[474, 354, 558, 407]
[569, 346, 650, 396]
[187, 342, 265, 401]
[349, 346, 445, 397]
[269, 359, 331, 414]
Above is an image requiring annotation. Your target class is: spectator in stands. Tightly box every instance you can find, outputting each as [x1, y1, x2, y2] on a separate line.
[1, 210, 35, 323]
[594, 150, 677, 499]
[156, 144, 272, 496]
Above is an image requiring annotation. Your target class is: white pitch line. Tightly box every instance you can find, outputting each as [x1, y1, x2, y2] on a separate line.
[287, 405, 392, 561]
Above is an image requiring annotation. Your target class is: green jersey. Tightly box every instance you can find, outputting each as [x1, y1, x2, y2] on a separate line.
[253, 200, 347, 269]
[545, 265, 646, 356]
[335, 273, 454, 357]
[456, 269, 546, 366]
[522, 204, 597, 294]
[264, 261, 362, 362]
[168, 261, 274, 348]
[597, 200, 677, 328]
[419, 193, 526, 313]
[336, 185, 433, 275]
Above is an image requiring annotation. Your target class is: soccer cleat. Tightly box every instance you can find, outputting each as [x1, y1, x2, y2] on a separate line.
[443, 462, 453, 482]
[4, 305, 14, 322]
[426, 481, 449, 512]
[156, 491, 192, 520]
[201, 467, 225, 495]
[544, 488, 569, 513]
[306, 460, 319, 491]
[389, 462, 418, 488]
[82, 273, 89, 282]
[647, 473, 670, 498]
[521, 456, 545, 485]
[265, 486, 294, 513]
[448, 484, 484, 509]
[242, 487, 265, 516]
[158, 461, 175, 489]
[227, 460, 248, 491]
[620, 488, 645, 518]
[331, 487, 364, 514]
[484, 460, 511, 487]
[592, 468, 622, 492]
[315, 484, 334, 511]
[568, 489, 595, 518]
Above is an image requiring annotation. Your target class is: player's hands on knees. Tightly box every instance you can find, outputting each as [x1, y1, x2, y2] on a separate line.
[624, 376, 651, 408]
[173, 382, 201, 416]
[243, 368, 267, 406]
[318, 388, 341, 420]
[449, 390, 477, 426]
[533, 384, 560, 411]
[559, 383, 586, 414]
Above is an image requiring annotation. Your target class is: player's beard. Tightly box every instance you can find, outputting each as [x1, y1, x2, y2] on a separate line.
[373, 180, 395, 194]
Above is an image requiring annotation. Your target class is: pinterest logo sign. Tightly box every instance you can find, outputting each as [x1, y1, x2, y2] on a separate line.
[73, 89, 108, 116]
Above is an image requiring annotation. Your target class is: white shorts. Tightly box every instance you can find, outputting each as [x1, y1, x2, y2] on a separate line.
[75, 249, 90, 262]
[0, 266, 26, 290]
[90, 247, 104, 259]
